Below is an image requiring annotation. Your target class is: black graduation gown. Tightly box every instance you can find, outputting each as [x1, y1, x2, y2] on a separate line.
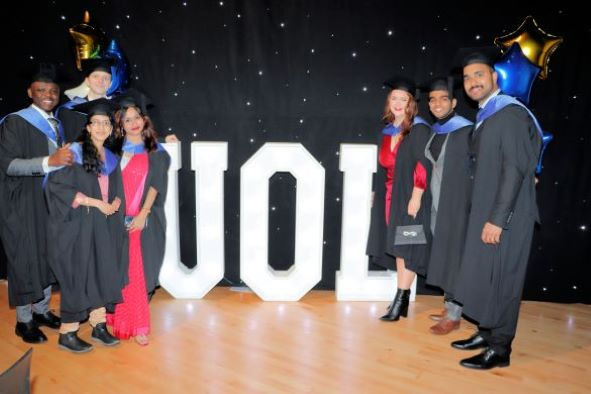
[386, 123, 433, 275]
[138, 149, 170, 293]
[56, 104, 87, 143]
[366, 132, 396, 270]
[0, 115, 55, 306]
[44, 156, 128, 323]
[454, 105, 540, 328]
[425, 125, 472, 294]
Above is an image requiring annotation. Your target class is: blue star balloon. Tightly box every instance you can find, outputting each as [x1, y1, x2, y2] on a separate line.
[104, 39, 129, 96]
[494, 43, 540, 105]
[537, 131, 554, 174]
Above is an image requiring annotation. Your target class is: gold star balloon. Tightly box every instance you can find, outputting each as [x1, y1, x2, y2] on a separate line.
[494, 15, 563, 79]
[69, 11, 106, 71]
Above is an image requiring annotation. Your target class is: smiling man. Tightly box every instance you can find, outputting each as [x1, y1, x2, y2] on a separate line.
[421, 76, 473, 336]
[0, 63, 73, 344]
[57, 58, 115, 142]
[450, 48, 542, 370]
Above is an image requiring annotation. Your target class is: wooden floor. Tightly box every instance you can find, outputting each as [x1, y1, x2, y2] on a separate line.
[1, 281, 590, 393]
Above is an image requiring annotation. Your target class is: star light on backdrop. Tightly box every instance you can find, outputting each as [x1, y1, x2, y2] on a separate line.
[1, 3, 587, 302]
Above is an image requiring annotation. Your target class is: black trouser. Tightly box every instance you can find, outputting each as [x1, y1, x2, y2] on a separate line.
[477, 296, 522, 356]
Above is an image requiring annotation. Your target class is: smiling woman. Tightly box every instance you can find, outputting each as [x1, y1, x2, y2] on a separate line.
[44, 98, 126, 353]
[365, 75, 432, 322]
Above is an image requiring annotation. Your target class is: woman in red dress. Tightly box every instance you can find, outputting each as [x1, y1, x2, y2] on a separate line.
[366, 76, 431, 322]
[107, 94, 170, 346]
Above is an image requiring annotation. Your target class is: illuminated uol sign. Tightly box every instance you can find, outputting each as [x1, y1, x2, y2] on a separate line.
[159, 142, 416, 302]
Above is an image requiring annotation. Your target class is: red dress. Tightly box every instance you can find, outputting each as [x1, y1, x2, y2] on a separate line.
[379, 134, 427, 225]
[107, 153, 150, 339]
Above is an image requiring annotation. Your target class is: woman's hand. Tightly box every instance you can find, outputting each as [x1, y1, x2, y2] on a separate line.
[96, 200, 116, 216]
[407, 187, 424, 219]
[128, 212, 147, 233]
[407, 196, 421, 219]
[111, 197, 121, 212]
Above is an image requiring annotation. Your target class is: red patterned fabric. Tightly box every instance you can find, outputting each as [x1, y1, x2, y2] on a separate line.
[378, 135, 401, 225]
[107, 153, 150, 339]
[413, 161, 427, 190]
[378, 135, 428, 225]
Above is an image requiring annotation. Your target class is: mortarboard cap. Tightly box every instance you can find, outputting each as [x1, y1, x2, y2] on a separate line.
[453, 46, 501, 69]
[113, 88, 153, 114]
[419, 75, 462, 98]
[29, 62, 69, 86]
[72, 97, 119, 117]
[383, 75, 419, 100]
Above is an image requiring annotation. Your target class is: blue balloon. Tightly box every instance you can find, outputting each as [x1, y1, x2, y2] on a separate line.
[104, 39, 129, 96]
[536, 131, 554, 174]
[494, 43, 540, 105]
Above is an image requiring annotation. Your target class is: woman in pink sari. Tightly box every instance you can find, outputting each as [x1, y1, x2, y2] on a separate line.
[106, 93, 170, 346]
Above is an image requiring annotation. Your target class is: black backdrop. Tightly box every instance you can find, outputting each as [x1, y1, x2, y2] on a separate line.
[1, 2, 589, 303]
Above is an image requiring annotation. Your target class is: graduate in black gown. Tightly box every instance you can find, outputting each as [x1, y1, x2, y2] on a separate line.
[420, 76, 473, 335]
[450, 48, 542, 370]
[45, 99, 128, 353]
[57, 58, 179, 144]
[365, 76, 431, 322]
[0, 63, 71, 344]
[57, 58, 115, 142]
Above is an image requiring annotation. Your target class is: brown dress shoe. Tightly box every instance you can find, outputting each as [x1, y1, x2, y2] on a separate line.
[429, 318, 460, 335]
[428, 309, 447, 321]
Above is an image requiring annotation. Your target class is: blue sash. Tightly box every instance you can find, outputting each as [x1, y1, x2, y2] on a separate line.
[68, 143, 118, 175]
[432, 115, 473, 135]
[476, 94, 543, 138]
[57, 96, 88, 112]
[382, 124, 401, 136]
[3, 107, 65, 146]
[121, 139, 165, 154]
[382, 116, 430, 136]
[413, 116, 429, 128]
[69, 142, 83, 165]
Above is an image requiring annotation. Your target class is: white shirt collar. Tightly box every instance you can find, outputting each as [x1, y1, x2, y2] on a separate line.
[479, 89, 501, 109]
[30, 104, 54, 119]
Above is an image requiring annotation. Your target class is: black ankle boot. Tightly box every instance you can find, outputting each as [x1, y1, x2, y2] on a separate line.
[91, 323, 120, 346]
[58, 331, 93, 353]
[380, 289, 410, 321]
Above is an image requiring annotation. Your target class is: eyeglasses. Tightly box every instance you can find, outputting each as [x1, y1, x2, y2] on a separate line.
[89, 120, 112, 128]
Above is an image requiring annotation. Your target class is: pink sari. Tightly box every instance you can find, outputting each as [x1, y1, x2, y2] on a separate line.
[107, 153, 150, 339]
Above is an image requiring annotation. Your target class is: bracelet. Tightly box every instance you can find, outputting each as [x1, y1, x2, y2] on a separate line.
[85, 197, 90, 214]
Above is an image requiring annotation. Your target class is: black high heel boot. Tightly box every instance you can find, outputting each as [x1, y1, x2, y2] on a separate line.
[380, 289, 410, 321]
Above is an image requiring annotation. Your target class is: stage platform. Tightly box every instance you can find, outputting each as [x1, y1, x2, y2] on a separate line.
[1, 281, 589, 393]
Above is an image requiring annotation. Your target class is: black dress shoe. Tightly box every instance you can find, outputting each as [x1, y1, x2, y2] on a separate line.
[58, 331, 93, 353]
[451, 333, 488, 350]
[460, 348, 510, 370]
[91, 323, 120, 346]
[33, 311, 61, 329]
[15, 321, 47, 344]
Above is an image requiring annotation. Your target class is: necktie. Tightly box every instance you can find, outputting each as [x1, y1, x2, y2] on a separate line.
[47, 117, 63, 147]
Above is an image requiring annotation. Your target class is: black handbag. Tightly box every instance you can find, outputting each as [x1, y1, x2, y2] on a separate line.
[394, 224, 427, 245]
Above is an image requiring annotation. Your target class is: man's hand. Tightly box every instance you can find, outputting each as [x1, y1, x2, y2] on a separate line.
[481, 222, 502, 244]
[48, 143, 73, 167]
